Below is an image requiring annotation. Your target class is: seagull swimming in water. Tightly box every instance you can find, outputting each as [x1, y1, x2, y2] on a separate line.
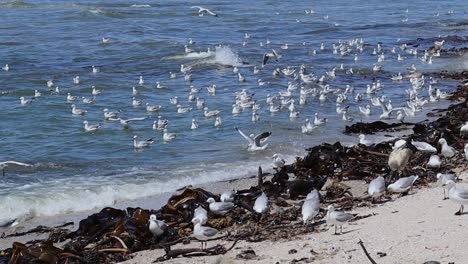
[133, 135, 154, 149]
[191, 6, 218, 17]
[235, 127, 271, 151]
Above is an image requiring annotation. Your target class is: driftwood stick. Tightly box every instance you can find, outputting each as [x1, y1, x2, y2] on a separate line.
[155, 239, 239, 262]
[358, 239, 377, 264]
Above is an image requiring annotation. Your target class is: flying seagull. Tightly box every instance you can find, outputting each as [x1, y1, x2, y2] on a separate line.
[262, 49, 279, 67]
[191, 6, 218, 17]
[235, 127, 272, 151]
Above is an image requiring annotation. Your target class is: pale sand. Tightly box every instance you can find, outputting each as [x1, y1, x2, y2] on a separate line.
[121, 172, 468, 264]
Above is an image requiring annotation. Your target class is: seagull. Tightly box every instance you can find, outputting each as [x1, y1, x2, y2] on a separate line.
[0, 161, 33, 176]
[132, 86, 139, 96]
[272, 154, 285, 168]
[192, 218, 219, 249]
[132, 97, 142, 107]
[220, 191, 235, 202]
[19, 96, 34, 105]
[2, 64, 9, 71]
[359, 105, 371, 116]
[326, 205, 355, 235]
[388, 140, 414, 175]
[446, 181, 468, 215]
[411, 140, 437, 153]
[387, 175, 418, 193]
[176, 105, 192, 113]
[191, 6, 218, 17]
[138, 76, 144, 85]
[91, 86, 101, 96]
[149, 214, 167, 238]
[437, 173, 457, 199]
[103, 109, 120, 120]
[301, 118, 316, 134]
[92, 65, 99, 73]
[83, 120, 100, 132]
[206, 197, 234, 215]
[33, 90, 41, 97]
[67, 93, 79, 102]
[262, 49, 279, 67]
[102, 37, 110, 44]
[191, 119, 199, 130]
[214, 116, 222, 127]
[73, 76, 80, 84]
[439, 138, 457, 158]
[146, 103, 162, 112]
[204, 107, 220, 117]
[170, 96, 178, 105]
[302, 190, 320, 225]
[46, 80, 54, 88]
[235, 127, 271, 151]
[111, 117, 146, 129]
[368, 176, 386, 201]
[314, 113, 327, 126]
[427, 155, 441, 169]
[358, 134, 373, 146]
[163, 129, 176, 142]
[133, 135, 154, 149]
[82, 97, 94, 104]
[253, 192, 269, 214]
[465, 144, 468, 161]
[460, 121, 468, 135]
[156, 81, 167, 89]
[342, 110, 353, 122]
[71, 104, 87, 115]
[192, 206, 208, 225]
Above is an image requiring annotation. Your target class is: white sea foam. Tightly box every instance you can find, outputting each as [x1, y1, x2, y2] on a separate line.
[0, 154, 297, 224]
[130, 4, 151, 8]
[164, 46, 243, 67]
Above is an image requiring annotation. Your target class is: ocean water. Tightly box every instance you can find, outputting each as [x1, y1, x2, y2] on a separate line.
[0, 0, 467, 224]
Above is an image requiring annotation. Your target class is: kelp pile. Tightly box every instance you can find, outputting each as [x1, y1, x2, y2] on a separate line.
[1, 76, 467, 263]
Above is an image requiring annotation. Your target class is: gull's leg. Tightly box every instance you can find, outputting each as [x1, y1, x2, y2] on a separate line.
[443, 189, 447, 200]
[340, 225, 343, 234]
[334, 225, 337, 235]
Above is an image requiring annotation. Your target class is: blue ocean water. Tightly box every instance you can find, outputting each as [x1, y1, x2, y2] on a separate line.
[0, 0, 466, 223]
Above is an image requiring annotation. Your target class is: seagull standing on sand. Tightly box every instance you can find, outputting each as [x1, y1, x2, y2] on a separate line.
[368, 176, 385, 201]
[192, 206, 208, 225]
[192, 218, 220, 249]
[253, 192, 268, 214]
[387, 175, 418, 194]
[438, 138, 457, 158]
[149, 214, 167, 238]
[437, 173, 457, 199]
[191, 6, 218, 17]
[235, 127, 271, 151]
[207, 197, 234, 215]
[326, 205, 355, 235]
[302, 190, 320, 225]
[446, 181, 468, 215]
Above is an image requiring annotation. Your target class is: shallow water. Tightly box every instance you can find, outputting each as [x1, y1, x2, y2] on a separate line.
[0, 0, 467, 224]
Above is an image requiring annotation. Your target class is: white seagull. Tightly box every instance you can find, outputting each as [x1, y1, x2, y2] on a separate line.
[253, 192, 269, 214]
[326, 205, 355, 235]
[191, 6, 218, 17]
[149, 214, 167, 238]
[207, 197, 234, 215]
[133, 135, 154, 149]
[387, 175, 418, 193]
[235, 127, 272, 151]
[368, 176, 386, 200]
[302, 190, 320, 225]
[83, 120, 100, 132]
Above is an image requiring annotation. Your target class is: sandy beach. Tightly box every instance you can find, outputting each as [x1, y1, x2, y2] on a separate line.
[123, 170, 468, 264]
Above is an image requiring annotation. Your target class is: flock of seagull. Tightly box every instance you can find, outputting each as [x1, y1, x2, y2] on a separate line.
[148, 127, 468, 243]
[2, 4, 467, 243]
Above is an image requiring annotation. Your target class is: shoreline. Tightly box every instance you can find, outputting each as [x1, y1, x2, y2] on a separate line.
[1, 71, 467, 263]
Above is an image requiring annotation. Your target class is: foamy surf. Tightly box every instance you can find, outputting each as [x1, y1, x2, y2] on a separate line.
[0, 154, 298, 225]
[163, 46, 244, 67]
